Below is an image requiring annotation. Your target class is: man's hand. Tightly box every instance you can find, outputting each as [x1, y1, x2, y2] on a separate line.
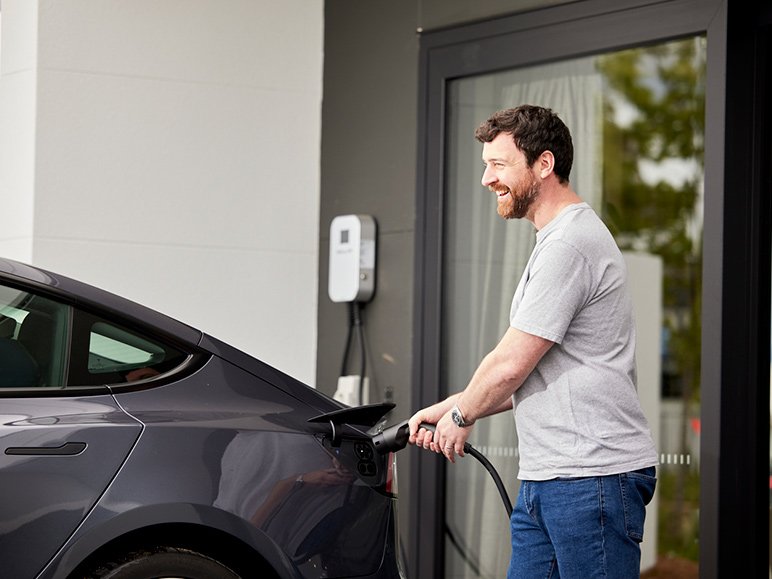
[408, 396, 457, 450]
[432, 410, 473, 463]
[408, 396, 473, 463]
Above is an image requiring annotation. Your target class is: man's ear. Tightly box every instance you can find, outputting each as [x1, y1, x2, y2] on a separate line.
[537, 151, 555, 179]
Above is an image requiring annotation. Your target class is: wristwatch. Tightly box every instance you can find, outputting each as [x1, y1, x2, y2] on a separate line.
[451, 402, 475, 428]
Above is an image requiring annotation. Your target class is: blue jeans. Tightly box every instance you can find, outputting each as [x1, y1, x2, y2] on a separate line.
[508, 467, 656, 579]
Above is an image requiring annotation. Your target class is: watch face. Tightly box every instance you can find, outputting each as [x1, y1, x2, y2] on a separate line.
[452, 406, 461, 426]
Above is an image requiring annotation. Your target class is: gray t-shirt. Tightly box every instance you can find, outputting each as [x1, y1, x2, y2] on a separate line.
[510, 202, 658, 480]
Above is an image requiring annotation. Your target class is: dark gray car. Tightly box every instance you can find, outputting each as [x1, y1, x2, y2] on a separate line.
[0, 258, 402, 579]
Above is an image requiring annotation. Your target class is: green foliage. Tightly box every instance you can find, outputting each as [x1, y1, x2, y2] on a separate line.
[599, 38, 705, 248]
[598, 37, 706, 403]
[657, 469, 701, 562]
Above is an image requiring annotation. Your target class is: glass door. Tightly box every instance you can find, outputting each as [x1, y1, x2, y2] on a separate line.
[441, 36, 706, 578]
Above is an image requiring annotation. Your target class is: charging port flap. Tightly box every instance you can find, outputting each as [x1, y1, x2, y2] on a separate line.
[307, 402, 395, 429]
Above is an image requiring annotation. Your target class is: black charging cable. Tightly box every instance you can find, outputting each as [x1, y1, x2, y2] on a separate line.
[340, 301, 366, 404]
[373, 420, 513, 517]
[465, 444, 513, 516]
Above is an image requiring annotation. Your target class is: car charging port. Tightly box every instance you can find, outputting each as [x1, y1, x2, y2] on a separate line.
[355, 442, 373, 460]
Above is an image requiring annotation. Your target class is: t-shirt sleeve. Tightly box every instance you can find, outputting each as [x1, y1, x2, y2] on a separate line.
[510, 240, 592, 344]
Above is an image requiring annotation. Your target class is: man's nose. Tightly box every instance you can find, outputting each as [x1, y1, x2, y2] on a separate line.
[481, 165, 496, 187]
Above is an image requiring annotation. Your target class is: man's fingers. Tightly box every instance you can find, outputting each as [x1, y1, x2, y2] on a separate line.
[420, 429, 434, 449]
[411, 426, 434, 450]
[443, 443, 456, 463]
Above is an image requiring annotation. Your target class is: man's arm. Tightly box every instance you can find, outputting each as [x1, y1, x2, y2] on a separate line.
[409, 325, 553, 462]
[457, 325, 553, 422]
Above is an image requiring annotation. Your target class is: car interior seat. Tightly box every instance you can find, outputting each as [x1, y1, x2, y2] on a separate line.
[0, 337, 39, 388]
[17, 313, 54, 387]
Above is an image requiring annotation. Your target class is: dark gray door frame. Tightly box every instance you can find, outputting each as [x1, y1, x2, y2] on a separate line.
[411, 1, 771, 577]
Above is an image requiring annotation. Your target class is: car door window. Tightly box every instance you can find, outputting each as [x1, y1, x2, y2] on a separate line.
[0, 284, 70, 388]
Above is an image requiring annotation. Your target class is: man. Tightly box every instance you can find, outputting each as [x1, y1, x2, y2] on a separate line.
[408, 105, 658, 578]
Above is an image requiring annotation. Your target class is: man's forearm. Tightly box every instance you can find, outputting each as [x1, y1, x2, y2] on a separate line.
[479, 396, 514, 419]
[455, 350, 523, 422]
[456, 326, 553, 423]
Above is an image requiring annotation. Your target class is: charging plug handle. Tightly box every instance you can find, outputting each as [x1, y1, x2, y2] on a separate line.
[372, 420, 470, 455]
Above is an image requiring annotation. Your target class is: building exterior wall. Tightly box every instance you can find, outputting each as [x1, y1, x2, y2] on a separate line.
[0, 0, 323, 384]
[0, 1, 36, 264]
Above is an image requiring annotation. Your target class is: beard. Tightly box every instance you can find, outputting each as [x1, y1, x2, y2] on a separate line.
[490, 174, 541, 220]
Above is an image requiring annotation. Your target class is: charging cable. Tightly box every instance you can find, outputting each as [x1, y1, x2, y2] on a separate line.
[373, 420, 513, 517]
[339, 301, 367, 404]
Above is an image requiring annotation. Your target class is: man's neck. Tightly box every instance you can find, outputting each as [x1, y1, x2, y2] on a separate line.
[529, 184, 583, 231]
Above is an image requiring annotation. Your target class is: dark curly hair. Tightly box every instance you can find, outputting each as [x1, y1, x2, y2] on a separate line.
[474, 105, 573, 184]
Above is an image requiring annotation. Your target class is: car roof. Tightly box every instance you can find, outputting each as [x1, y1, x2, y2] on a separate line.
[0, 258, 203, 348]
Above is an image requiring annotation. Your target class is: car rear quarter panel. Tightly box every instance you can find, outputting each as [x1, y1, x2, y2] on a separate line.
[40, 356, 395, 579]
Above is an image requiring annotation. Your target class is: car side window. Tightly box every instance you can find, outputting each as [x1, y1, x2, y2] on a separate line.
[0, 284, 70, 388]
[68, 310, 189, 387]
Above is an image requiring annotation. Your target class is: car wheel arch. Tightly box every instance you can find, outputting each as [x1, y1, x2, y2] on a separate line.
[49, 504, 302, 579]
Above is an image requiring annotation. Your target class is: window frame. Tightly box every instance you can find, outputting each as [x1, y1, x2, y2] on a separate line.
[411, 1, 771, 578]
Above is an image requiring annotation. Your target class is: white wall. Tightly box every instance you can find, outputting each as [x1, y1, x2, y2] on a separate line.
[0, 1, 36, 264]
[0, 0, 323, 384]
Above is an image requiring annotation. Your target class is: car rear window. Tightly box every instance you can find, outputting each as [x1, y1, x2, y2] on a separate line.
[68, 311, 190, 386]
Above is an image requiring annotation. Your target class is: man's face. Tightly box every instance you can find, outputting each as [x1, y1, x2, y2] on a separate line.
[481, 133, 540, 220]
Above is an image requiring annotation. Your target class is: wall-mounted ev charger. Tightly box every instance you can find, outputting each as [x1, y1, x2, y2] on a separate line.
[328, 215, 376, 303]
[329, 215, 377, 407]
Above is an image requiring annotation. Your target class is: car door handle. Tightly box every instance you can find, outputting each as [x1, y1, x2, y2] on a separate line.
[5, 442, 87, 456]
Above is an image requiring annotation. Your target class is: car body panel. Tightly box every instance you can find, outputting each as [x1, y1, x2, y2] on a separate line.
[196, 333, 344, 410]
[0, 396, 142, 578]
[37, 356, 393, 578]
[110, 356, 392, 578]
